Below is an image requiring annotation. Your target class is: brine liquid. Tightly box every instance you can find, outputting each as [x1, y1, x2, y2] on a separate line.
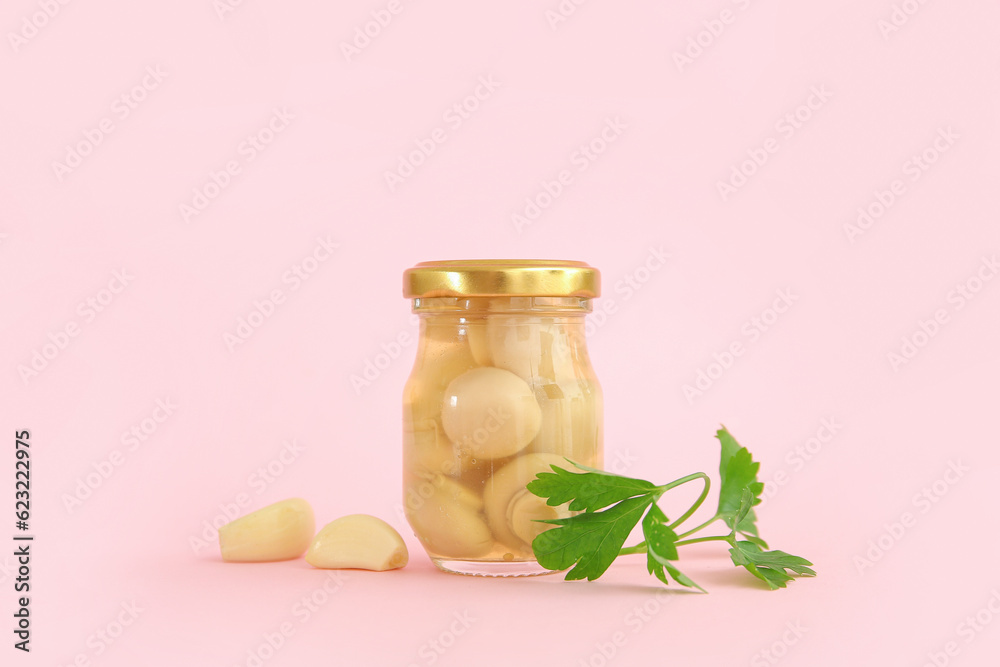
[403, 308, 602, 575]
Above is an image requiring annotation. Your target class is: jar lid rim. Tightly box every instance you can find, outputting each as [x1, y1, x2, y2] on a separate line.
[403, 259, 600, 298]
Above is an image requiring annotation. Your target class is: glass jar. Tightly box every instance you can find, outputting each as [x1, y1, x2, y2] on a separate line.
[402, 260, 603, 576]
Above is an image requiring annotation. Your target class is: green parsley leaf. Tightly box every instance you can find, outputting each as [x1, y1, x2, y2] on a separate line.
[734, 487, 754, 528]
[532, 494, 655, 581]
[527, 464, 658, 512]
[662, 561, 703, 591]
[728, 540, 816, 590]
[642, 505, 704, 592]
[716, 427, 765, 536]
[643, 505, 678, 561]
[737, 533, 770, 549]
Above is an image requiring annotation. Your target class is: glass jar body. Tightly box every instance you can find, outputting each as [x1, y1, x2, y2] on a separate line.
[402, 297, 603, 576]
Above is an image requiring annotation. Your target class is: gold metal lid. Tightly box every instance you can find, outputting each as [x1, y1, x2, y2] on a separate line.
[403, 260, 600, 298]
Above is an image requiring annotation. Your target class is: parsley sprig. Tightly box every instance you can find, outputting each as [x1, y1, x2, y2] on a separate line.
[527, 427, 815, 591]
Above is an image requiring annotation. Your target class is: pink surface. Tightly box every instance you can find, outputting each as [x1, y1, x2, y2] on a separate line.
[2, 1, 999, 665]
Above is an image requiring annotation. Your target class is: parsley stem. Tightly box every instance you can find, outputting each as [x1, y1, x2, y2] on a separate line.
[676, 514, 722, 540]
[674, 535, 730, 547]
[656, 471, 710, 494]
[664, 473, 711, 532]
[619, 532, 730, 554]
[618, 542, 647, 556]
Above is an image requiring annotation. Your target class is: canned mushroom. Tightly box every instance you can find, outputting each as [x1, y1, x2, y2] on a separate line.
[402, 260, 603, 576]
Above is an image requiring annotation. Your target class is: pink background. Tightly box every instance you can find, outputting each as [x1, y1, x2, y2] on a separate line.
[2, 1, 999, 665]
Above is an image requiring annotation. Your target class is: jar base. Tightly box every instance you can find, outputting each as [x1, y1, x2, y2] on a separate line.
[431, 558, 560, 578]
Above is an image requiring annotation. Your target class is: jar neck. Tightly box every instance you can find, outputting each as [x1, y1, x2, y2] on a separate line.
[412, 296, 593, 315]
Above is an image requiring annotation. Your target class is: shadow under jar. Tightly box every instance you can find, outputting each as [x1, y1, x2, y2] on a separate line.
[402, 260, 604, 577]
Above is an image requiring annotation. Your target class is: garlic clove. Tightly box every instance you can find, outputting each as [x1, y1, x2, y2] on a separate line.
[507, 492, 564, 545]
[404, 417, 471, 478]
[405, 475, 493, 558]
[306, 514, 408, 571]
[404, 417, 500, 484]
[219, 498, 315, 562]
[465, 319, 492, 366]
[440, 367, 542, 461]
[527, 379, 603, 464]
[404, 327, 478, 423]
[486, 316, 580, 383]
[484, 453, 570, 551]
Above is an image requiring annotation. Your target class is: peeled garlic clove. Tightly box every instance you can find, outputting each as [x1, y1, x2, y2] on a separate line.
[405, 475, 493, 558]
[440, 367, 542, 460]
[527, 379, 603, 464]
[465, 320, 492, 366]
[484, 454, 569, 551]
[219, 498, 315, 562]
[404, 327, 478, 422]
[486, 316, 579, 383]
[404, 417, 494, 482]
[404, 417, 471, 478]
[306, 514, 408, 571]
[507, 492, 564, 545]
[406, 471, 483, 512]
